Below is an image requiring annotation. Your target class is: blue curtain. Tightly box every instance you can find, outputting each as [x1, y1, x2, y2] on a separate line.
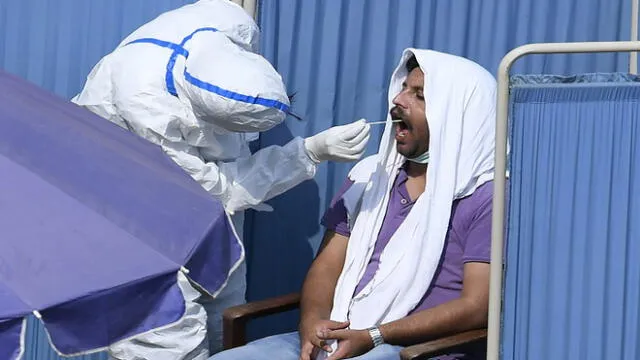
[503, 74, 640, 359]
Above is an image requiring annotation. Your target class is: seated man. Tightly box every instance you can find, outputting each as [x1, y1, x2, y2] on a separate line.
[210, 49, 498, 360]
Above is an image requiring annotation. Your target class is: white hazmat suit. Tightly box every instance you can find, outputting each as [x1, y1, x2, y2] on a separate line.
[72, 1, 370, 359]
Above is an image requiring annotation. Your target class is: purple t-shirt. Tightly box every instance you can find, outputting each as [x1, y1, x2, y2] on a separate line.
[321, 166, 493, 360]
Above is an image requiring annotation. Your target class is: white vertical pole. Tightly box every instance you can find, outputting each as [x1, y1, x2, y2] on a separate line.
[631, 0, 639, 73]
[229, 0, 257, 20]
[243, 0, 257, 20]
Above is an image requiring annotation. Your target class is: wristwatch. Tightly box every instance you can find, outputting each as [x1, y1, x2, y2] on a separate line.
[367, 327, 385, 347]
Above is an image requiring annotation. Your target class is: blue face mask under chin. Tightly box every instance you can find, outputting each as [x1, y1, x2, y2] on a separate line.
[408, 151, 430, 164]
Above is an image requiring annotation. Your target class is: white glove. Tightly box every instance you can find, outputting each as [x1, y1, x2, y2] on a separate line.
[304, 119, 371, 163]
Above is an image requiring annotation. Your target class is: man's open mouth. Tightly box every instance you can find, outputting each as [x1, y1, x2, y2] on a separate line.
[395, 120, 409, 139]
[391, 107, 410, 139]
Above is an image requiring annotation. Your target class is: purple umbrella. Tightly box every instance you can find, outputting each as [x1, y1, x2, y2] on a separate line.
[0, 70, 243, 359]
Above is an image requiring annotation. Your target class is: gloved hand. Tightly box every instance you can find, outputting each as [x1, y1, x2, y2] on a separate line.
[304, 119, 371, 163]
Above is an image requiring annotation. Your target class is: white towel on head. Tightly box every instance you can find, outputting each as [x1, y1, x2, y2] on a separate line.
[317, 49, 497, 359]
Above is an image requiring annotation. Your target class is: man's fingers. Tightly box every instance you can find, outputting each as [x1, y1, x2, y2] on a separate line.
[309, 336, 325, 349]
[318, 329, 348, 340]
[326, 343, 349, 360]
[300, 344, 313, 360]
[325, 320, 350, 330]
[299, 342, 313, 360]
[311, 332, 333, 351]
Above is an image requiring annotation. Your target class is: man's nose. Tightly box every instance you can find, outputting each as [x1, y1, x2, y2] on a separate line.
[392, 92, 406, 107]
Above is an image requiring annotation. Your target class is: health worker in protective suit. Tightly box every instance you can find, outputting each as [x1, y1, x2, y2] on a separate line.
[72, 1, 370, 359]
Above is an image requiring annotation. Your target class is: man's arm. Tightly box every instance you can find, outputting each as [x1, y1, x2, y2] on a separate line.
[297, 230, 351, 360]
[378, 262, 490, 346]
[299, 230, 349, 325]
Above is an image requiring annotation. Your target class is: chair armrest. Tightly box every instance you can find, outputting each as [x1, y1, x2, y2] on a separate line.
[223, 292, 301, 349]
[399, 329, 487, 360]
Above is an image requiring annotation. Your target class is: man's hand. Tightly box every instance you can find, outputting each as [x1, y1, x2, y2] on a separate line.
[317, 328, 374, 360]
[298, 319, 350, 360]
